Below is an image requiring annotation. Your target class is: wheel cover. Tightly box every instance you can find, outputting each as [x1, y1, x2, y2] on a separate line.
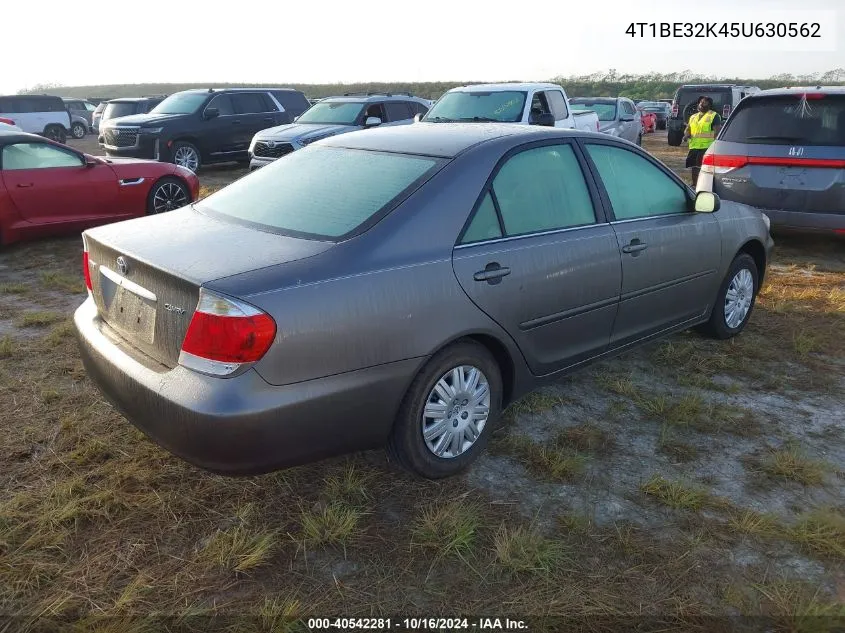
[421, 365, 490, 459]
[724, 268, 754, 329]
[152, 182, 188, 213]
[73, 124, 85, 138]
[174, 146, 199, 172]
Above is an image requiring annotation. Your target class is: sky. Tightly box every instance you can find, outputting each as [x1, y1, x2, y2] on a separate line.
[3, 0, 843, 95]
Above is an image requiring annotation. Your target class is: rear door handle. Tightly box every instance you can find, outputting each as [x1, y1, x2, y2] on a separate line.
[473, 263, 511, 284]
[263, 117, 274, 122]
[622, 239, 648, 255]
[16, 183, 33, 188]
[232, 119, 242, 125]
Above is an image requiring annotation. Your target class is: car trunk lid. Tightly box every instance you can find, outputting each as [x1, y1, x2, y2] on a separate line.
[83, 207, 333, 368]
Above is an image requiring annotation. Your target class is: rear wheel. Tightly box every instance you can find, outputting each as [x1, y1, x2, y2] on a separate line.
[44, 125, 67, 144]
[388, 340, 502, 479]
[171, 141, 201, 172]
[71, 122, 87, 139]
[147, 178, 191, 214]
[698, 253, 759, 339]
[667, 129, 683, 146]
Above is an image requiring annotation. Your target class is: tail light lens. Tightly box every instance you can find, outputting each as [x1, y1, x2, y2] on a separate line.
[0, 117, 15, 126]
[701, 152, 748, 174]
[802, 93, 825, 100]
[82, 249, 93, 294]
[702, 152, 845, 174]
[179, 289, 276, 377]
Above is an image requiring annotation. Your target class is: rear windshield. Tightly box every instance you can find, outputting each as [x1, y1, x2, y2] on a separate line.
[675, 89, 731, 117]
[720, 94, 845, 146]
[424, 91, 527, 123]
[103, 102, 138, 120]
[571, 101, 616, 121]
[195, 147, 443, 240]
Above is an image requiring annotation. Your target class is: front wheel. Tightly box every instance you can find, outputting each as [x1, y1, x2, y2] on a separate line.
[147, 177, 191, 214]
[171, 141, 201, 172]
[698, 253, 759, 339]
[71, 122, 87, 139]
[388, 341, 502, 479]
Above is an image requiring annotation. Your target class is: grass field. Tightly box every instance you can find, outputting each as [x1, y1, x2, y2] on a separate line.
[1, 131, 843, 632]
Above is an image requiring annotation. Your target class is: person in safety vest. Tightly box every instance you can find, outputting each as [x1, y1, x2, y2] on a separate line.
[683, 96, 722, 187]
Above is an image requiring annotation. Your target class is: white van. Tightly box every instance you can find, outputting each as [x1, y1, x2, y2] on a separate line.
[0, 95, 72, 143]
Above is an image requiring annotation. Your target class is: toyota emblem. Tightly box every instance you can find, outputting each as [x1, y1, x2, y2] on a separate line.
[267, 141, 276, 148]
[116, 256, 128, 275]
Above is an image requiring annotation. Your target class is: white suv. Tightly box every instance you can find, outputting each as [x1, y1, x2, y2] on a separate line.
[0, 95, 72, 143]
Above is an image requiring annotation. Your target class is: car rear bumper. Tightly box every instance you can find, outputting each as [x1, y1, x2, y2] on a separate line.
[74, 298, 421, 474]
[762, 209, 845, 233]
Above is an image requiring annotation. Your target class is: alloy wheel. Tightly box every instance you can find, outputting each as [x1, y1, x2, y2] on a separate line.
[152, 182, 188, 213]
[724, 268, 754, 329]
[421, 365, 490, 459]
[174, 146, 199, 172]
[72, 123, 86, 139]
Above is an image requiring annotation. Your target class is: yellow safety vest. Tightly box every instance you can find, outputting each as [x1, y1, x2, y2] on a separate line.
[688, 110, 717, 149]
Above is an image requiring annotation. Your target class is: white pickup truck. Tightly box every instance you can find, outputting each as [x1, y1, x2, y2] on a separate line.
[421, 83, 600, 133]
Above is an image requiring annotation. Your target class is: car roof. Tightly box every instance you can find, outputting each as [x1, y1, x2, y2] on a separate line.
[447, 82, 561, 92]
[178, 88, 300, 94]
[109, 97, 159, 103]
[0, 130, 58, 144]
[321, 122, 593, 158]
[751, 86, 845, 97]
[320, 94, 427, 104]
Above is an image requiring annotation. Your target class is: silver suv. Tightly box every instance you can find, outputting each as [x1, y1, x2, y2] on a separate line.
[248, 93, 430, 170]
[696, 87, 845, 235]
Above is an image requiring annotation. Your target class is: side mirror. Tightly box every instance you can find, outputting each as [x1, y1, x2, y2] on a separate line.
[85, 156, 99, 168]
[620, 114, 635, 122]
[530, 112, 556, 127]
[413, 113, 422, 123]
[364, 116, 382, 128]
[694, 191, 720, 213]
[203, 108, 219, 120]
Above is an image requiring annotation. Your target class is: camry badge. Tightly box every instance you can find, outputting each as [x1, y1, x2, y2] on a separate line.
[116, 256, 129, 275]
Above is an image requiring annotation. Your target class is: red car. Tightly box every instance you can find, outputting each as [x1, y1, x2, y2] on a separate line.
[638, 109, 657, 133]
[0, 131, 199, 246]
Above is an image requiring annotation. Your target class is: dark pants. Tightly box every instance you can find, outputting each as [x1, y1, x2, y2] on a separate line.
[686, 148, 707, 187]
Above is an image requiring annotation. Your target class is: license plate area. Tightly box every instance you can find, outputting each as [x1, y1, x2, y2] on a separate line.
[99, 266, 157, 345]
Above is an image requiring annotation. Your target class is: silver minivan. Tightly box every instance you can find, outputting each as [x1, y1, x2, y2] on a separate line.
[696, 87, 845, 235]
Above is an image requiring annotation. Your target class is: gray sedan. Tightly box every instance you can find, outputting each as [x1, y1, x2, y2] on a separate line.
[74, 123, 773, 479]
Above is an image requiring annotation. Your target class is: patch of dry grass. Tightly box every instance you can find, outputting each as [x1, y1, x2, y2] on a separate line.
[788, 509, 845, 558]
[412, 499, 481, 559]
[14, 311, 66, 328]
[555, 422, 614, 455]
[39, 270, 85, 294]
[0, 335, 13, 358]
[493, 524, 566, 574]
[502, 435, 588, 482]
[759, 446, 831, 486]
[505, 390, 573, 418]
[640, 475, 719, 511]
[299, 502, 363, 549]
[0, 282, 29, 294]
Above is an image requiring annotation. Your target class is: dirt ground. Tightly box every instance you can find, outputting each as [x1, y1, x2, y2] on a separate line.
[0, 131, 843, 632]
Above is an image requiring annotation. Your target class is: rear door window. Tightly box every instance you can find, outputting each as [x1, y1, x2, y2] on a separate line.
[720, 94, 845, 146]
[232, 93, 270, 114]
[384, 102, 413, 122]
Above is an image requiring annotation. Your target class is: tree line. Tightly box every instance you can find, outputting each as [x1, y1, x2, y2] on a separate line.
[18, 69, 845, 101]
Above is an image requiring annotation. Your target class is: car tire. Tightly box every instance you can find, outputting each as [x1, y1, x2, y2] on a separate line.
[388, 340, 503, 479]
[71, 122, 87, 139]
[698, 253, 759, 340]
[44, 125, 67, 144]
[667, 130, 682, 146]
[146, 177, 191, 214]
[171, 141, 201, 172]
[636, 134, 643, 146]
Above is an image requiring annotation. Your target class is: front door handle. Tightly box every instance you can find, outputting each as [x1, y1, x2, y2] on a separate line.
[263, 116, 274, 122]
[231, 119, 242, 125]
[622, 239, 648, 255]
[16, 183, 34, 188]
[473, 262, 511, 284]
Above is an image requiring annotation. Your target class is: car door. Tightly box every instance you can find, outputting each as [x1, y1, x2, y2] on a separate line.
[1, 141, 119, 223]
[232, 92, 278, 151]
[527, 91, 553, 126]
[619, 100, 639, 142]
[201, 94, 241, 157]
[452, 141, 621, 376]
[581, 139, 722, 348]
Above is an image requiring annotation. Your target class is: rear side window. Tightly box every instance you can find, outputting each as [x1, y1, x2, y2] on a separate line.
[272, 91, 310, 115]
[384, 102, 413, 122]
[721, 94, 845, 146]
[410, 101, 429, 116]
[103, 102, 139, 119]
[232, 93, 272, 114]
[196, 147, 442, 240]
[484, 144, 596, 238]
[462, 193, 502, 243]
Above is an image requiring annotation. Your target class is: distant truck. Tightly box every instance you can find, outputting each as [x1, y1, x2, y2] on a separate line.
[667, 83, 761, 146]
[420, 83, 600, 133]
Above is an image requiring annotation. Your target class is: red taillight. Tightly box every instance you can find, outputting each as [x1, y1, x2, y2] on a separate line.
[179, 290, 276, 376]
[802, 93, 825, 100]
[0, 117, 15, 126]
[702, 152, 845, 174]
[83, 250, 93, 293]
